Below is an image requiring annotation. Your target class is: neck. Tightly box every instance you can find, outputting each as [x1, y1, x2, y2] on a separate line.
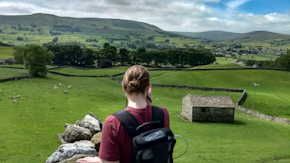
[127, 93, 147, 109]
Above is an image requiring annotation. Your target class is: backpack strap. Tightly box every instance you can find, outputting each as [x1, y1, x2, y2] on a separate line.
[113, 110, 140, 138]
[113, 105, 165, 138]
[152, 105, 164, 128]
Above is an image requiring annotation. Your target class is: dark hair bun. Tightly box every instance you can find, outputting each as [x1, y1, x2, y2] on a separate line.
[123, 65, 149, 94]
[128, 80, 140, 90]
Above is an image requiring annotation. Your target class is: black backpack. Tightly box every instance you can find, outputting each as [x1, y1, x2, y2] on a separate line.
[113, 106, 176, 163]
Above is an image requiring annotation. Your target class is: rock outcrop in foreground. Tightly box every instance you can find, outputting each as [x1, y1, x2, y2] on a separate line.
[46, 113, 103, 163]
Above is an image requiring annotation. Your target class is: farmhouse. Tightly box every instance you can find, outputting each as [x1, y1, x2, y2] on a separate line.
[181, 94, 235, 123]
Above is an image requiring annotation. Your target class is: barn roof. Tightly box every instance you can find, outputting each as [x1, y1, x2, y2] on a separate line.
[184, 94, 235, 108]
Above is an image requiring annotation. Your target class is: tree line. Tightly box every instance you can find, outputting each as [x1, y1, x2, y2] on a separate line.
[13, 43, 216, 76]
[46, 43, 215, 67]
[243, 50, 290, 71]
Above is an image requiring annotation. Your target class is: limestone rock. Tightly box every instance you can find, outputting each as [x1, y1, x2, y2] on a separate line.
[91, 132, 102, 150]
[46, 140, 97, 163]
[58, 133, 68, 144]
[89, 112, 103, 130]
[76, 114, 101, 135]
[62, 125, 92, 143]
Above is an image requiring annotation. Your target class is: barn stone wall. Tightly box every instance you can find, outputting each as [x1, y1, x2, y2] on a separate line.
[182, 95, 235, 123]
[191, 107, 235, 123]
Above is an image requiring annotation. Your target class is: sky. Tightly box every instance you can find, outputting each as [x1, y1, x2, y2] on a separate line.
[0, 0, 290, 34]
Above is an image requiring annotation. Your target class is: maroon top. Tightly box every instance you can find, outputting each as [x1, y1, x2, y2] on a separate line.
[98, 104, 170, 163]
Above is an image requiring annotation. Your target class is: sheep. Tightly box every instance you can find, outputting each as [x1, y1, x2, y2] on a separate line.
[13, 100, 18, 104]
[68, 85, 72, 89]
[156, 98, 159, 101]
[64, 90, 68, 94]
[17, 95, 21, 98]
[59, 83, 62, 86]
[54, 85, 58, 89]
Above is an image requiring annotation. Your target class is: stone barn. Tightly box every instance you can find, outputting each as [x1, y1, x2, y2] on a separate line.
[181, 94, 235, 123]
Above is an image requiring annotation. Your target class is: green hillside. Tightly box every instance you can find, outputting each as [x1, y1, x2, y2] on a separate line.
[175, 30, 290, 42]
[0, 13, 194, 49]
[0, 13, 162, 34]
[174, 30, 239, 41]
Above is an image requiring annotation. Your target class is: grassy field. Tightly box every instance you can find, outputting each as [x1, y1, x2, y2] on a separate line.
[214, 57, 235, 65]
[0, 67, 290, 163]
[147, 69, 290, 119]
[0, 46, 14, 59]
[0, 68, 28, 79]
[0, 64, 24, 68]
[50, 66, 129, 76]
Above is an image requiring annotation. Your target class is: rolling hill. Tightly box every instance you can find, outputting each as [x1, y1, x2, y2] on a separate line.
[0, 13, 163, 35]
[175, 30, 290, 42]
[1, 13, 290, 49]
[0, 13, 187, 48]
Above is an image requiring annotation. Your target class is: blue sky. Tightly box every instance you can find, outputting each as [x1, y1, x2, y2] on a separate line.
[238, 0, 290, 15]
[0, 0, 290, 34]
[205, 0, 290, 15]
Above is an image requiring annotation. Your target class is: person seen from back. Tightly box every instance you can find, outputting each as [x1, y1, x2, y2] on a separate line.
[77, 65, 170, 163]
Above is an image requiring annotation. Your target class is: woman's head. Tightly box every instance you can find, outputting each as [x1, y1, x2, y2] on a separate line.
[122, 65, 150, 95]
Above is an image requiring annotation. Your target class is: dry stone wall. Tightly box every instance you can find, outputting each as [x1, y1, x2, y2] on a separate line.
[46, 113, 103, 163]
[110, 72, 289, 125]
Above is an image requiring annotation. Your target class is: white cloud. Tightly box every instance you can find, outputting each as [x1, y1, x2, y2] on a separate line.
[226, 0, 251, 9]
[208, 17, 218, 21]
[0, 0, 289, 34]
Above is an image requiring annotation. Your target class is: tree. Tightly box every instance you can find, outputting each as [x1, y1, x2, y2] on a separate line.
[276, 50, 290, 71]
[17, 37, 24, 41]
[152, 51, 164, 67]
[80, 47, 96, 67]
[137, 47, 147, 65]
[167, 50, 181, 67]
[47, 44, 83, 66]
[13, 46, 25, 64]
[104, 46, 117, 66]
[141, 51, 153, 66]
[103, 43, 110, 49]
[119, 48, 129, 66]
[21, 45, 54, 76]
[52, 37, 58, 43]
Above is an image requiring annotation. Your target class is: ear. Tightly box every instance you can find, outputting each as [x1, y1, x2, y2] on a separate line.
[147, 83, 151, 92]
[123, 87, 126, 92]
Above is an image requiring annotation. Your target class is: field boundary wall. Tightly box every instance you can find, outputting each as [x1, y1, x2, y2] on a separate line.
[0, 75, 32, 83]
[110, 72, 290, 125]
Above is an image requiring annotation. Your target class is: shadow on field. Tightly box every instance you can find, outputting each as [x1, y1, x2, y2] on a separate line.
[175, 114, 247, 125]
[233, 120, 247, 125]
[194, 120, 247, 125]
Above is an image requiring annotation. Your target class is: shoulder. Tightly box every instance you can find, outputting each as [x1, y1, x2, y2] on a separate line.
[159, 106, 169, 115]
[104, 114, 120, 124]
[160, 107, 169, 120]
[103, 114, 122, 133]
